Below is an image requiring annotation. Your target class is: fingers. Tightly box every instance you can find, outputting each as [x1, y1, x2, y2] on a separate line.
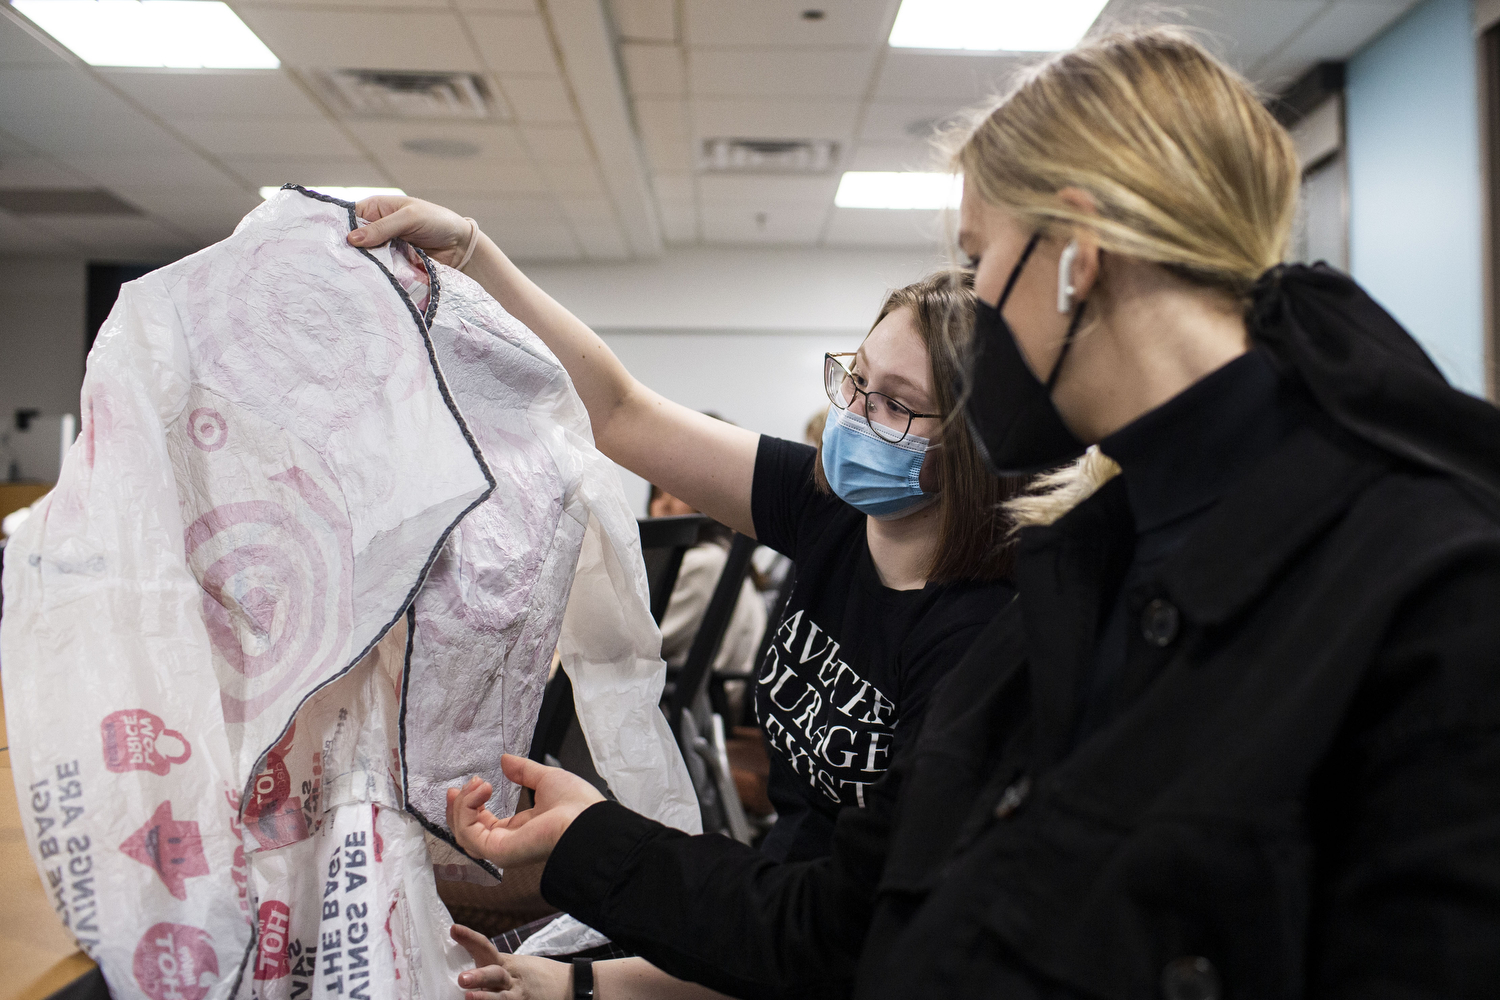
[450, 923, 504, 969]
[348, 204, 416, 248]
[499, 753, 550, 791]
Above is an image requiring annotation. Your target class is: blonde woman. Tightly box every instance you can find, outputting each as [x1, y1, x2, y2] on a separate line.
[441, 25, 1500, 999]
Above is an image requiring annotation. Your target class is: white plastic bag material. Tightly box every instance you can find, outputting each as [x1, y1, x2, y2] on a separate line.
[1, 186, 698, 1000]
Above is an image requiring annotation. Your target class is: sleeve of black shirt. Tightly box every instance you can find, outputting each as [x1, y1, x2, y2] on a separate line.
[750, 435, 824, 560]
[539, 726, 914, 1000]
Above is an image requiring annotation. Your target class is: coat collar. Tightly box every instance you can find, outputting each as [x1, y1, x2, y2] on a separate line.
[1012, 419, 1386, 768]
[1157, 421, 1386, 627]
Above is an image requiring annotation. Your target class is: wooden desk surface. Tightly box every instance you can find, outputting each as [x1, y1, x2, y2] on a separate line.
[0, 484, 52, 525]
[0, 684, 97, 998]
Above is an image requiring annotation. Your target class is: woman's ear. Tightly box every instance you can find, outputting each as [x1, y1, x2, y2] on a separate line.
[919, 440, 945, 493]
[1056, 187, 1102, 301]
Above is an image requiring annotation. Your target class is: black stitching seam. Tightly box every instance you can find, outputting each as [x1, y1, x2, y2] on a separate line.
[229, 184, 498, 996]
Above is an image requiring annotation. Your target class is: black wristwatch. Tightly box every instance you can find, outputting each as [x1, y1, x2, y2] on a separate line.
[572, 957, 595, 1000]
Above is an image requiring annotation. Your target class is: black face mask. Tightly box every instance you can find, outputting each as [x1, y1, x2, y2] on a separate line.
[962, 233, 1089, 476]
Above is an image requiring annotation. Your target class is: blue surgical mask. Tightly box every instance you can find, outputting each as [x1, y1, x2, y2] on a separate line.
[820, 405, 936, 520]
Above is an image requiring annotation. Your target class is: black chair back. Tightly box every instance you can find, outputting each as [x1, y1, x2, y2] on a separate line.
[666, 533, 758, 734]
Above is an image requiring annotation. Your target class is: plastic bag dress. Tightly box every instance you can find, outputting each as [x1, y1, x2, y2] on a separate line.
[0, 186, 698, 1000]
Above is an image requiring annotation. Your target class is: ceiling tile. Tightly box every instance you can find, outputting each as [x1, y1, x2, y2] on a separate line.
[345, 121, 526, 162]
[1253, 0, 1420, 87]
[698, 174, 838, 205]
[699, 201, 826, 245]
[173, 118, 362, 159]
[417, 193, 578, 259]
[572, 221, 631, 259]
[0, 154, 94, 189]
[1112, 0, 1326, 76]
[499, 227, 582, 260]
[683, 0, 895, 48]
[609, 0, 677, 43]
[221, 155, 388, 189]
[100, 69, 325, 120]
[0, 66, 182, 154]
[873, 51, 1028, 102]
[823, 206, 951, 248]
[651, 173, 694, 202]
[558, 198, 616, 223]
[859, 99, 975, 144]
[633, 98, 693, 172]
[0, 210, 81, 253]
[520, 125, 592, 164]
[468, 14, 560, 76]
[500, 76, 575, 123]
[384, 156, 546, 194]
[656, 198, 697, 243]
[621, 43, 686, 98]
[845, 141, 947, 172]
[690, 98, 860, 142]
[421, 192, 564, 224]
[114, 187, 263, 244]
[71, 153, 243, 191]
[39, 216, 198, 261]
[543, 162, 607, 196]
[688, 47, 878, 99]
[455, 0, 537, 11]
[0, 12, 66, 66]
[236, 8, 482, 71]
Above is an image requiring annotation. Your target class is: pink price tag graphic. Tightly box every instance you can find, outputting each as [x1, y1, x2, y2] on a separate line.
[102, 710, 192, 776]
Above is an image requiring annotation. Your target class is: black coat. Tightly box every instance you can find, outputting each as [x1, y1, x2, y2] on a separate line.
[542, 412, 1500, 999]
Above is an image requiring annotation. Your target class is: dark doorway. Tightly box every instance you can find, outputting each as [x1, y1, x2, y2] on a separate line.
[86, 263, 166, 355]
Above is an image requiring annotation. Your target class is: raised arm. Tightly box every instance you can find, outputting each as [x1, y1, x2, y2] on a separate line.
[350, 197, 759, 536]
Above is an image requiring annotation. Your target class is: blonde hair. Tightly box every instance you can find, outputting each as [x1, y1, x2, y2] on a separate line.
[954, 27, 1297, 526]
[955, 27, 1299, 297]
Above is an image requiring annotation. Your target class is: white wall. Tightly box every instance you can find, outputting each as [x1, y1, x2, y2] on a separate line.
[527, 246, 951, 332]
[1346, 0, 1486, 395]
[532, 245, 951, 513]
[0, 256, 87, 480]
[600, 330, 865, 513]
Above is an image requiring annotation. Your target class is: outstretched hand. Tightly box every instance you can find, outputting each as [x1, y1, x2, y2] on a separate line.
[446, 754, 605, 869]
[348, 195, 472, 268]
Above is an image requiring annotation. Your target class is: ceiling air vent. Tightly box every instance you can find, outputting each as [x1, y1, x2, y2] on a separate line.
[309, 70, 493, 120]
[0, 189, 141, 215]
[698, 138, 839, 174]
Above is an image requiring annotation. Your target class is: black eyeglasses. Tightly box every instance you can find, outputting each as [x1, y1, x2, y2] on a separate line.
[824, 353, 940, 444]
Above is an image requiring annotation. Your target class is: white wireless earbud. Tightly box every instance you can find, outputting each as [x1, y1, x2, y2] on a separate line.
[1057, 239, 1080, 314]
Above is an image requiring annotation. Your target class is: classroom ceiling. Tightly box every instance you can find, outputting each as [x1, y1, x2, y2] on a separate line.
[0, 0, 1424, 263]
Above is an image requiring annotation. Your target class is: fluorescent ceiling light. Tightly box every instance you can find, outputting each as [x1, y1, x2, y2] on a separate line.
[260, 186, 405, 202]
[835, 172, 960, 211]
[15, 0, 279, 68]
[888, 0, 1108, 52]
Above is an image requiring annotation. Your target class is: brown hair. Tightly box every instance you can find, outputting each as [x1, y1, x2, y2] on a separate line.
[815, 270, 1018, 583]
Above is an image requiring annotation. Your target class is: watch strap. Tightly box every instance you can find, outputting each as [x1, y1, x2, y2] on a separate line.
[572, 957, 594, 1000]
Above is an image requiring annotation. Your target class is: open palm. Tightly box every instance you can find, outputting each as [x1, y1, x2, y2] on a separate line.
[446, 754, 605, 869]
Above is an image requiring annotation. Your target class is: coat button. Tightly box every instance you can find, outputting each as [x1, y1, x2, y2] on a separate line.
[1161, 956, 1220, 1000]
[993, 775, 1031, 819]
[1140, 597, 1180, 647]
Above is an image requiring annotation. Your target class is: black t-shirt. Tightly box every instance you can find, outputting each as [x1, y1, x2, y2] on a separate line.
[751, 435, 1013, 862]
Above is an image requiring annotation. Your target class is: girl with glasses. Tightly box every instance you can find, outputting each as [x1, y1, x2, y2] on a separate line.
[346, 210, 1018, 995]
